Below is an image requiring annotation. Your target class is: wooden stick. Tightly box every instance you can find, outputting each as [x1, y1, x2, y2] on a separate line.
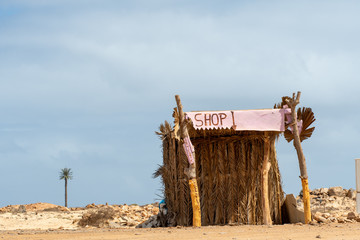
[285, 91, 311, 224]
[175, 95, 201, 227]
[175, 96, 187, 139]
[261, 133, 272, 225]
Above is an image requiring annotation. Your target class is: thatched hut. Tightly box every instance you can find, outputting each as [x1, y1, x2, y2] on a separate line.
[155, 108, 287, 226]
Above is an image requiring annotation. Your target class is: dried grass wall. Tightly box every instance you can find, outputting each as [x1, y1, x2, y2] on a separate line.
[156, 123, 284, 226]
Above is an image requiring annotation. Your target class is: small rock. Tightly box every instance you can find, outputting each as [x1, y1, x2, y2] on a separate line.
[311, 189, 321, 195]
[319, 188, 328, 194]
[346, 189, 356, 199]
[328, 187, 344, 197]
[347, 212, 357, 220]
[313, 213, 330, 223]
[316, 235, 321, 238]
[299, 190, 303, 197]
[128, 220, 137, 226]
[337, 217, 345, 223]
[108, 221, 121, 229]
[321, 192, 329, 198]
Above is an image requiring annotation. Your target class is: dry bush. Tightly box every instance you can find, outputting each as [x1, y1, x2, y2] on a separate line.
[78, 206, 116, 227]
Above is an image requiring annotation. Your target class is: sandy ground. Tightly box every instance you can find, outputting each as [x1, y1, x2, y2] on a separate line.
[2, 202, 360, 240]
[2, 223, 360, 240]
[0, 211, 83, 230]
[0, 203, 84, 231]
[0, 202, 158, 231]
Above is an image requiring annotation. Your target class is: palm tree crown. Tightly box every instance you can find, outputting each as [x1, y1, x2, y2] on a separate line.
[59, 168, 73, 180]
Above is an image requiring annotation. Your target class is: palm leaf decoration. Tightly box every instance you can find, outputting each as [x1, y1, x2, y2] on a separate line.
[284, 107, 315, 142]
[275, 98, 316, 143]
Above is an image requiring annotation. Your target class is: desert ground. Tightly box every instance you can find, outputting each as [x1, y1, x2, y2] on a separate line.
[3, 224, 360, 240]
[1, 187, 360, 240]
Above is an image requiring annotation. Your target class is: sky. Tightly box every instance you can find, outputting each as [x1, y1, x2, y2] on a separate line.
[0, 0, 360, 207]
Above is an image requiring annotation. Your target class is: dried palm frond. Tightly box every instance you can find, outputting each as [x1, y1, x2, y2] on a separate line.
[172, 107, 179, 125]
[165, 121, 172, 133]
[155, 121, 173, 140]
[153, 164, 164, 178]
[284, 107, 315, 142]
[298, 107, 316, 141]
[274, 96, 292, 109]
[155, 123, 165, 138]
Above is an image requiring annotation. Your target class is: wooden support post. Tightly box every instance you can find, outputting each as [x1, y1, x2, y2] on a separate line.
[285, 91, 311, 224]
[175, 95, 201, 227]
[261, 134, 272, 225]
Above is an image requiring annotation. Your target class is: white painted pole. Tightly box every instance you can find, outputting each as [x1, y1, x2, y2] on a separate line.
[355, 159, 360, 213]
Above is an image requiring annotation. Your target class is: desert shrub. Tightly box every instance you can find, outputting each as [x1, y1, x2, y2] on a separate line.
[78, 206, 116, 227]
[10, 205, 26, 214]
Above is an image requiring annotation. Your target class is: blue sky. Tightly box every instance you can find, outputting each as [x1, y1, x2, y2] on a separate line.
[0, 0, 359, 207]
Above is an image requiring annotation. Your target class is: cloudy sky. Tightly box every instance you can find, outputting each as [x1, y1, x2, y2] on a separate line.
[0, 0, 359, 207]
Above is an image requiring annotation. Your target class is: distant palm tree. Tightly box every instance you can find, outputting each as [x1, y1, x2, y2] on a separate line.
[59, 168, 73, 207]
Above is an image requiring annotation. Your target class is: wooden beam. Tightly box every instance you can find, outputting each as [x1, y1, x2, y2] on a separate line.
[285, 91, 311, 224]
[175, 95, 201, 227]
[261, 133, 272, 225]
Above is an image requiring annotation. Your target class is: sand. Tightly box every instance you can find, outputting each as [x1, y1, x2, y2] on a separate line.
[2, 224, 360, 240]
[0, 203, 83, 231]
[0, 211, 83, 231]
[2, 202, 360, 239]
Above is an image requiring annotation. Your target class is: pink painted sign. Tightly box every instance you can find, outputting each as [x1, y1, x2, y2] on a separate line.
[185, 111, 234, 129]
[185, 108, 293, 132]
[183, 136, 195, 164]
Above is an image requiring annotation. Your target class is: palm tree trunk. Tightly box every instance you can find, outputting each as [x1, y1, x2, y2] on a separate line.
[65, 178, 68, 207]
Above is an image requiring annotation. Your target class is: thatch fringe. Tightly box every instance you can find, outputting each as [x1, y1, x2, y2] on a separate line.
[155, 122, 284, 226]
